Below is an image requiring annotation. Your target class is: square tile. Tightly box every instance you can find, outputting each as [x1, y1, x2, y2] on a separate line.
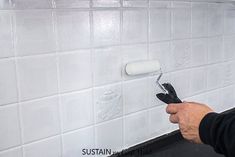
[0, 11, 14, 58]
[224, 10, 235, 35]
[55, 0, 89, 8]
[15, 10, 56, 56]
[0, 147, 22, 157]
[63, 127, 95, 157]
[95, 118, 123, 152]
[223, 61, 235, 86]
[207, 64, 223, 90]
[124, 111, 149, 147]
[56, 11, 90, 51]
[20, 97, 60, 143]
[94, 83, 122, 123]
[189, 67, 207, 95]
[123, 78, 149, 114]
[0, 0, 11, 9]
[186, 93, 208, 104]
[123, 0, 148, 7]
[93, 46, 122, 86]
[172, 2, 191, 39]
[149, 1, 171, 8]
[93, 0, 120, 7]
[171, 40, 191, 70]
[208, 37, 223, 64]
[191, 38, 207, 67]
[122, 10, 148, 44]
[17, 55, 58, 101]
[0, 104, 21, 151]
[171, 69, 191, 99]
[149, 106, 172, 138]
[221, 86, 235, 111]
[192, 3, 208, 38]
[208, 3, 223, 36]
[149, 8, 171, 42]
[0, 59, 18, 106]
[93, 10, 120, 46]
[149, 42, 171, 72]
[224, 35, 235, 61]
[58, 50, 92, 93]
[61, 89, 93, 132]
[23, 136, 61, 157]
[206, 89, 222, 112]
[12, 0, 52, 8]
[122, 44, 148, 80]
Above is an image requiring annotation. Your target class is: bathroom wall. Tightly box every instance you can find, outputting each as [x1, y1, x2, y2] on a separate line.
[1, 0, 235, 156]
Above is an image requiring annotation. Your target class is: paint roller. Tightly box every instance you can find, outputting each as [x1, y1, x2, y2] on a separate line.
[125, 60, 182, 104]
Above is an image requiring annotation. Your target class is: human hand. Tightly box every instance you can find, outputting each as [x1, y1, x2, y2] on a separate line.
[166, 102, 213, 144]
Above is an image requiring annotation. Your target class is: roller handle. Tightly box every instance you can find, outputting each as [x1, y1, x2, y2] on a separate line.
[156, 83, 182, 104]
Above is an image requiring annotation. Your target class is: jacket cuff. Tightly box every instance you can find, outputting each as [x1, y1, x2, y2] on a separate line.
[199, 112, 219, 145]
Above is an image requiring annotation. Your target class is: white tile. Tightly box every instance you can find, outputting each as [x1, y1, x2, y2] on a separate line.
[189, 67, 207, 95]
[149, 42, 171, 72]
[15, 10, 56, 56]
[122, 44, 148, 80]
[206, 89, 222, 112]
[122, 10, 148, 44]
[55, 0, 89, 8]
[0, 147, 22, 157]
[224, 35, 235, 61]
[94, 83, 122, 123]
[123, 0, 148, 7]
[149, 106, 172, 138]
[221, 86, 235, 111]
[93, 10, 120, 46]
[95, 118, 123, 152]
[186, 93, 208, 104]
[208, 37, 223, 64]
[223, 61, 235, 86]
[191, 38, 207, 67]
[0, 11, 14, 58]
[192, 3, 208, 38]
[93, 0, 120, 7]
[171, 40, 191, 70]
[93, 47, 122, 86]
[0, 104, 21, 151]
[172, 2, 191, 39]
[123, 78, 149, 114]
[149, 73, 172, 107]
[224, 10, 235, 35]
[63, 127, 95, 157]
[149, 1, 171, 8]
[124, 111, 149, 147]
[12, 0, 52, 8]
[0, 0, 11, 9]
[58, 50, 92, 93]
[20, 97, 60, 143]
[0, 59, 18, 106]
[23, 136, 61, 157]
[149, 8, 171, 42]
[61, 89, 93, 132]
[208, 3, 223, 36]
[171, 70, 191, 99]
[18, 55, 58, 101]
[207, 64, 223, 90]
[56, 11, 90, 51]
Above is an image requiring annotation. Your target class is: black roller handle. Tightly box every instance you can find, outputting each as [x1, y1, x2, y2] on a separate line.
[156, 83, 182, 104]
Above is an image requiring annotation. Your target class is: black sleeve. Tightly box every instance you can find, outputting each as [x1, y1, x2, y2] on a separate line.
[199, 110, 235, 157]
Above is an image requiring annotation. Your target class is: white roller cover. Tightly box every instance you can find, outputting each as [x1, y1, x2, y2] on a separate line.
[125, 60, 161, 76]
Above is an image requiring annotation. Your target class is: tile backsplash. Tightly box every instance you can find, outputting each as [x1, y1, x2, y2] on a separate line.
[0, 0, 235, 156]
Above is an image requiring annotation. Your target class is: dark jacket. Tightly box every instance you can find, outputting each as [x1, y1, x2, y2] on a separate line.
[199, 109, 235, 157]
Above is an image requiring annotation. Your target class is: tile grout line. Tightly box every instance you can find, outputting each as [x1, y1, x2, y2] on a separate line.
[52, 7, 64, 156]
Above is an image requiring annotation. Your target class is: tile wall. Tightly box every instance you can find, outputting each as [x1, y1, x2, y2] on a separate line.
[0, 0, 235, 156]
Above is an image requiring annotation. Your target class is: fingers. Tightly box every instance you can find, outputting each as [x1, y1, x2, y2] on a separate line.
[169, 114, 179, 123]
[166, 104, 179, 114]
